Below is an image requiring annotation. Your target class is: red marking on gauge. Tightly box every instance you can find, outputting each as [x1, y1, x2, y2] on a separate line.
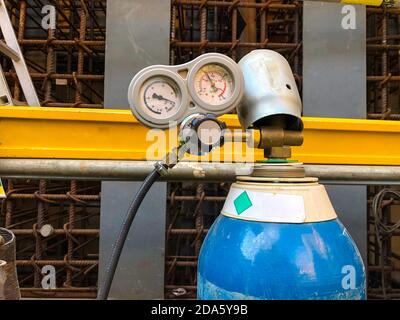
[218, 81, 227, 97]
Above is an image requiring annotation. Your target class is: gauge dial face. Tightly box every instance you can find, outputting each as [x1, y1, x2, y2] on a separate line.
[140, 78, 181, 120]
[194, 64, 234, 106]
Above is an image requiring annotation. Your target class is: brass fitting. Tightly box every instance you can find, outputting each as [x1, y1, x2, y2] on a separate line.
[224, 126, 303, 160]
[244, 126, 304, 159]
[224, 129, 260, 148]
[258, 127, 303, 149]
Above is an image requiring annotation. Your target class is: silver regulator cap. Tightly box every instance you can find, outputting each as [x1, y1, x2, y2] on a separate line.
[237, 50, 303, 131]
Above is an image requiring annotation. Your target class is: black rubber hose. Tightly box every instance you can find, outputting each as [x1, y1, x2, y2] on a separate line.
[97, 168, 161, 300]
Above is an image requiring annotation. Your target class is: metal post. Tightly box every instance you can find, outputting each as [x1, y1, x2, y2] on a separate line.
[99, 0, 171, 299]
[303, 1, 367, 262]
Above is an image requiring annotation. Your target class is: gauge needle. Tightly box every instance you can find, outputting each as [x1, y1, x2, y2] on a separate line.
[204, 72, 218, 92]
[205, 72, 213, 84]
[152, 93, 175, 104]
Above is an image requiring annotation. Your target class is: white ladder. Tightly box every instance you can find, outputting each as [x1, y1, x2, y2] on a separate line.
[0, 0, 40, 106]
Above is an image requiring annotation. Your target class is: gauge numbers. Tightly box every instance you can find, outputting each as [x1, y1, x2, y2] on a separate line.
[194, 64, 234, 106]
[140, 78, 181, 120]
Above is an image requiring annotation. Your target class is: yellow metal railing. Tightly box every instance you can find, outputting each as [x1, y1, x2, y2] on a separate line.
[0, 106, 399, 165]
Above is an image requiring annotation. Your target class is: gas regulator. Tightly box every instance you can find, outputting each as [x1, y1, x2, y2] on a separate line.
[128, 53, 246, 158]
[128, 51, 304, 163]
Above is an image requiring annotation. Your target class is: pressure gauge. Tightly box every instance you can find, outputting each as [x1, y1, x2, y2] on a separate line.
[128, 69, 188, 128]
[141, 77, 181, 120]
[193, 64, 234, 106]
[128, 53, 243, 129]
[188, 54, 243, 114]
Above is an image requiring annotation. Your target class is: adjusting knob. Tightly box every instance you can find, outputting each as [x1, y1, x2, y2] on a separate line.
[179, 113, 227, 155]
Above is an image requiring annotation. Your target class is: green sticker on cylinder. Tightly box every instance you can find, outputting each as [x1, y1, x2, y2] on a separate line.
[234, 191, 252, 215]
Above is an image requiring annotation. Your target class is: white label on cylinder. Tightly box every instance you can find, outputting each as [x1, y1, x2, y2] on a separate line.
[222, 188, 306, 223]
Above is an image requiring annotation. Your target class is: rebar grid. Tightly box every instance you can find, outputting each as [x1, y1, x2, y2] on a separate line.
[0, 0, 104, 299]
[0, 178, 100, 299]
[1, 0, 106, 108]
[367, 7, 400, 299]
[367, 187, 400, 299]
[367, 7, 400, 119]
[170, 0, 302, 85]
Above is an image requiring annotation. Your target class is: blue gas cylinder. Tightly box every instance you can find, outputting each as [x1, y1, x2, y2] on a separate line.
[197, 173, 366, 300]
